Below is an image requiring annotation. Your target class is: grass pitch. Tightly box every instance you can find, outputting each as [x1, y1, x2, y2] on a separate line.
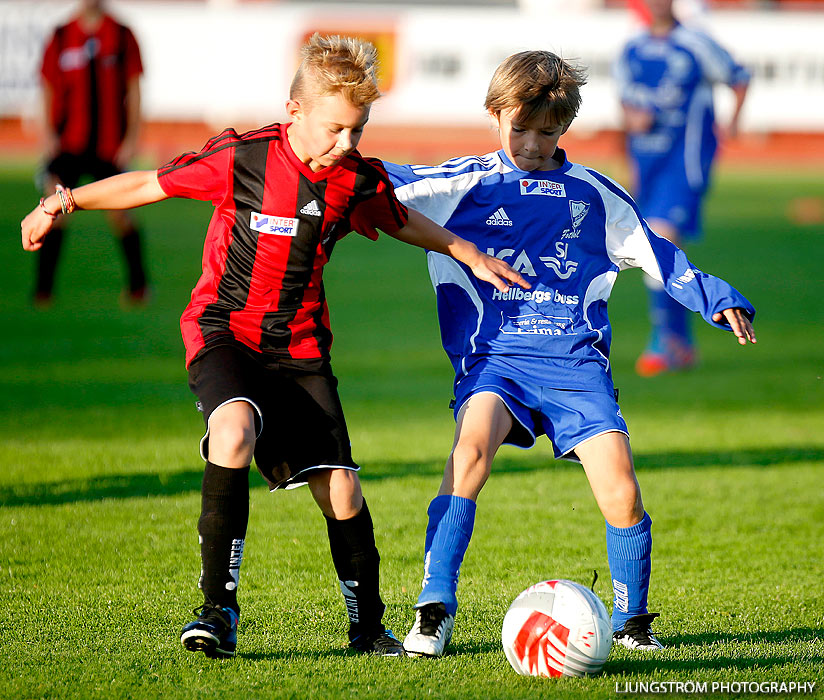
[1, 161, 822, 699]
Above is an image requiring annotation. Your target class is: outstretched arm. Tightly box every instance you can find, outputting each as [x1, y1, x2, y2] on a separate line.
[388, 208, 531, 293]
[21, 170, 167, 251]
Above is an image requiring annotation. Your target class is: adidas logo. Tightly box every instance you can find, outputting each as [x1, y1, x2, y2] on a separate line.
[300, 199, 322, 217]
[486, 207, 513, 226]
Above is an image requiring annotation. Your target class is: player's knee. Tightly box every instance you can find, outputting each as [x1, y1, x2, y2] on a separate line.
[601, 480, 644, 526]
[450, 442, 492, 479]
[309, 468, 362, 518]
[208, 415, 256, 465]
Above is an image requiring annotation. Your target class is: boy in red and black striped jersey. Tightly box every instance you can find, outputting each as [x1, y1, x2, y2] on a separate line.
[22, 34, 529, 658]
[36, 0, 148, 307]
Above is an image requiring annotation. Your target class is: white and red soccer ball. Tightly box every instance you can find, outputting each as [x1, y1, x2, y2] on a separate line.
[501, 579, 612, 678]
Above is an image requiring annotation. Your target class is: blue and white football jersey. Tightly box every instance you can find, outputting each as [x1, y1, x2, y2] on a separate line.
[614, 23, 750, 235]
[385, 149, 754, 395]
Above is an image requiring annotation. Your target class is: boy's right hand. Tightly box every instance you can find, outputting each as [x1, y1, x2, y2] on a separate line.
[21, 202, 57, 252]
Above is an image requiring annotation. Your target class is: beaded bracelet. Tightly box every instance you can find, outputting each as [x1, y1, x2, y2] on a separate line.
[55, 184, 76, 215]
[39, 197, 58, 219]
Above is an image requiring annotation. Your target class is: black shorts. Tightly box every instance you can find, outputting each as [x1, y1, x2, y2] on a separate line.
[47, 152, 121, 188]
[188, 343, 358, 490]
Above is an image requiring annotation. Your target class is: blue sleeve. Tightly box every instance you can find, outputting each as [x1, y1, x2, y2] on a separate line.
[646, 226, 755, 328]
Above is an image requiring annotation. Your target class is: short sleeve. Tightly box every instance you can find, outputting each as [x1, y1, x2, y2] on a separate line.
[347, 158, 409, 240]
[157, 133, 235, 204]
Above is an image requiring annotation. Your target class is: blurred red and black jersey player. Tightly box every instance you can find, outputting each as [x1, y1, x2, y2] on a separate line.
[41, 10, 143, 162]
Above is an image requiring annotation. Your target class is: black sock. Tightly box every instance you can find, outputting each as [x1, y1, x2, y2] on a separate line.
[325, 500, 385, 641]
[35, 226, 64, 297]
[197, 462, 250, 614]
[118, 228, 147, 292]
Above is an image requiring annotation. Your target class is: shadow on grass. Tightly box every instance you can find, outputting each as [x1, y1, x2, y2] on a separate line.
[606, 627, 824, 675]
[664, 627, 824, 647]
[2, 446, 822, 508]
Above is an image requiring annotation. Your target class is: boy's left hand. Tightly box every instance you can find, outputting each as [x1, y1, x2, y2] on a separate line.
[713, 308, 756, 345]
[470, 253, 531, 294]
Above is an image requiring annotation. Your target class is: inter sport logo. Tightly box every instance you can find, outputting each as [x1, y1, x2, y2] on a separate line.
[486, 207, 513, 226]
[250, 212, 299, 236]
[520, 179, 566, 197]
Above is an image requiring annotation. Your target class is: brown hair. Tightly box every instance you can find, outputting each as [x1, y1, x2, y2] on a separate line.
[290, 33, 381, 108]
[485, 50, 588, 126]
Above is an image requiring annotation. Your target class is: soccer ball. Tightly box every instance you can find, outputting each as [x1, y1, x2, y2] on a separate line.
[501, 579, 612, 678]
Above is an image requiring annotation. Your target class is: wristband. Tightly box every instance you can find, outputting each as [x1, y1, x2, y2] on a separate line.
[39, 197, 58, 219]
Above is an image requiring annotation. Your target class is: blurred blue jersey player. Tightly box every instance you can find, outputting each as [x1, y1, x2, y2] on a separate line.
[384, 50, 756, 657]
[615, 0, 750, 376]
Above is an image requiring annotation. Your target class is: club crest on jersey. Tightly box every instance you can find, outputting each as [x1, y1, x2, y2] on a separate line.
[519, 179, 566, 197]
[562, 200, 591, 239]
[569, 200, 590, 228]
[250, 212, 299, 236]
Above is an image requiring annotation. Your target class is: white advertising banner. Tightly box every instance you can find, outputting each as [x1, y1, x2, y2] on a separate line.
[1, 0, 823, 131]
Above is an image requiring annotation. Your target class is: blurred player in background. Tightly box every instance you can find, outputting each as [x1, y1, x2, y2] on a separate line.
[614, 0, 750, 376]
[384, 49, 755, 658]
[35, 0, 148, 307]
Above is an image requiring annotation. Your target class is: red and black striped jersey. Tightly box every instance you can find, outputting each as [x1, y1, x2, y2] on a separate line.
[157, 123, 410, 367]
[41, 14, 143, 162]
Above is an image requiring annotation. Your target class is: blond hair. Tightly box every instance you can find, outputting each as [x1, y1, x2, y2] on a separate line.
[485, 50, 588, 127]
[290, 33, 380, 108]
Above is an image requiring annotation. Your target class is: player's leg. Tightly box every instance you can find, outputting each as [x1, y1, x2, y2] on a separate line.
[106, 208, 150, 305]
[275, 365, 402, 656]
[405, 392, 512, 657]
[574, 431, 663, 650]
[33, 161, 75, 306]
[94, 158, 149, 305]
[308, 468, 403, 655]
[637, 217, 694, 377]
[181, 348, 260, 657]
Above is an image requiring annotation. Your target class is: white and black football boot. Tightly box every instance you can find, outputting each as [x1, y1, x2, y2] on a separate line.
[613, 612, 664, 650]
[403, 603, 455, 657]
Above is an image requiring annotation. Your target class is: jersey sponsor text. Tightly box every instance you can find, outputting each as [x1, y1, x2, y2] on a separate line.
[520, 179, 566, 197]
[250, 212, 299, 236]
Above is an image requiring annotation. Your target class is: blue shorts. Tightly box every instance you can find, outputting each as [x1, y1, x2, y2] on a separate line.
[630, 145, 712, 241]
[636, 176, 703, 240]
[454, 372, 629, 461]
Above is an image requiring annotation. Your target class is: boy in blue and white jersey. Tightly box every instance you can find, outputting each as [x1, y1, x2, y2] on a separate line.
[614, 0, 750, 376]
[383, 50, 756, 657]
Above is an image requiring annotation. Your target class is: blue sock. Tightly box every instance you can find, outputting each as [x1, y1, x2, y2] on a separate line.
[417, 495, 476, 616]
[606, 512, 653, 632]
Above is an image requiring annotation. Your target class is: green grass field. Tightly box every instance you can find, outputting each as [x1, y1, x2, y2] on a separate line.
[1, 160, 822, 699]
